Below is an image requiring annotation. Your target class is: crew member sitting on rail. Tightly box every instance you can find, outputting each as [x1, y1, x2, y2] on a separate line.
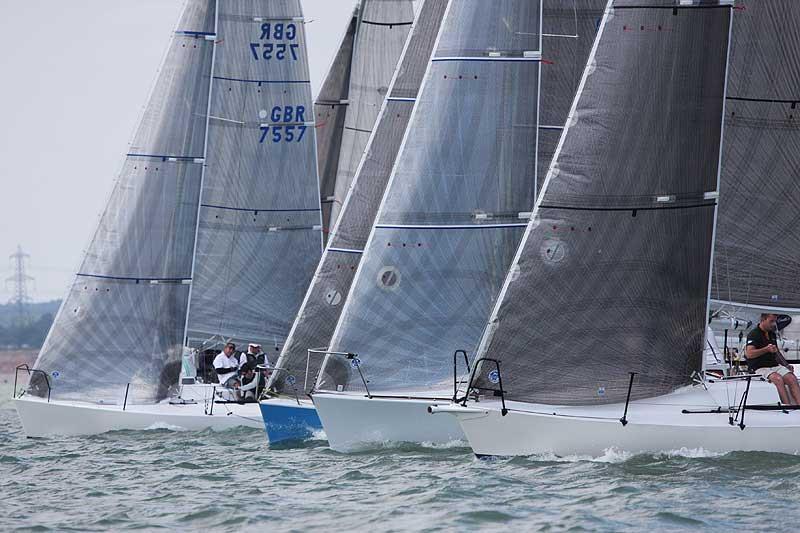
[746, 313, 800, 405]
[213, 342, 240, 391]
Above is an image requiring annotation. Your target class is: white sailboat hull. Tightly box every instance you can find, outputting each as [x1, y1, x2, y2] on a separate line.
[431, 382, 800, 457]
[14, 395, 263, 438]
[312, 391, 465, 452]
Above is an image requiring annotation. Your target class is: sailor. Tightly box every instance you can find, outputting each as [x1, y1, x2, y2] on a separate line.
[240, 343, 263, 369]
[213, 342, 240, 390]
[745, 313, 800, 405]
[238, 362, 259, 401]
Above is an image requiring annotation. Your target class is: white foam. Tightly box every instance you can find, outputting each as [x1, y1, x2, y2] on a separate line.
[656, 447, 726, 459]
[420, 439, 469, 450]
[144, 422, 188, 432]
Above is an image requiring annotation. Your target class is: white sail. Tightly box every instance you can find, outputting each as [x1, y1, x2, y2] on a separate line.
[30, 1, 217, 403]
[185, 0, 322, 355]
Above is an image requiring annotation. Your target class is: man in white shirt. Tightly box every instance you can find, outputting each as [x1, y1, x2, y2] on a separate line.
[213, 342, 240, 390]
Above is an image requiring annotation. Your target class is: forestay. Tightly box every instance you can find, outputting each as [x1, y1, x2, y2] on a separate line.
[317, 0, 543, 394]
[31, 1, 217, 403]
[315, 9, 357, 242]
[711, 1, 800, 312]
[328, 0, 415, 231]
[186, 0, 322, 355]
[269, 0, 449, 395]
[471, 0, 732, 406]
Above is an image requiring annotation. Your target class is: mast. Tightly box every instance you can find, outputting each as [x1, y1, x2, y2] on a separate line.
[316, 0, 544, 394]
[183, 0, 220, 349]
[315, 8, 359, 244]
[471, 0, 734, 406]
[184, 0, 322, 354]
[269, 0, 447, 395]
[327, 0, 416, 233]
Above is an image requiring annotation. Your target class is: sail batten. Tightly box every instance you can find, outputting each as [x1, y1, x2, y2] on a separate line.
[471, 0, 733, 406]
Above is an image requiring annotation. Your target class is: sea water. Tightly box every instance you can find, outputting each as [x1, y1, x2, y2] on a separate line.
[1, 407, 798, 531]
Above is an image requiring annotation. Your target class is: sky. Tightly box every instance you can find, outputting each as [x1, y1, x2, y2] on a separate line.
[0, 0, 379, 302]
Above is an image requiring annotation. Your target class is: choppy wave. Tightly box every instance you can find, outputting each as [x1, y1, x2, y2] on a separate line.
[3, 408, 800, 532]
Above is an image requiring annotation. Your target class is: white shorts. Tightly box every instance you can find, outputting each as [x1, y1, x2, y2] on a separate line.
[755, 365, 792, 380]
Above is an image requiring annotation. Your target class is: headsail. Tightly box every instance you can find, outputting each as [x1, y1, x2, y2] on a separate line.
[327, 0, 415, 232]
[269, 0, 449, 394]
[711, 2, 800, 312]
[316, 0, 543, 394]
[185, 0, 322, 354]
[31, 1, 217, 402]
[316, 9, 358, 242]
[471, 0, 732, 406]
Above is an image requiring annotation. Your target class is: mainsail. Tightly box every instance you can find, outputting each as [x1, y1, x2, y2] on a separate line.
[471, 0, 732, 406]
[538, 1, 607, 187]
[316, 0, 543, 394]
[185, 0, 322, 354]
[327, 0, 415, 232]
[316, 9, 358, 242]
[269, 0, 448, 394]
[32, 1, 217, 402]
[711, 1, 800, 312]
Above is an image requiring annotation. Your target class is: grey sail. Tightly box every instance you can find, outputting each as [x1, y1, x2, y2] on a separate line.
[711, 2, 800, 311]
[472, 0, 732, 406]
[316, 9, 357, 242]
[269, 0, 448, 394]
[327, 0, 415, 231]
[31, 1, 217, 402]
[185, 0, 322, 355]
[317, 0, 543, 394]
[538, 1, 607, 187]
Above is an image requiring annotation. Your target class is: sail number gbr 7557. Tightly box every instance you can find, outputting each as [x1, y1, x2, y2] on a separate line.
[259, 106, 307, 144]
[250, 22, 299, 61]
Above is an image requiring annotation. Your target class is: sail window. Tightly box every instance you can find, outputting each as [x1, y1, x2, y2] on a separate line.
[377, 267, 400, 290]
[325, 289, 343, 306]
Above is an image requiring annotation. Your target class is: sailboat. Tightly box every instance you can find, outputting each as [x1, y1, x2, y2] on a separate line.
[428, 0, 800, 458]
[14, 0, 322, 437]
[307, 0, 545, 452]
[707, 0, 800, 363]
[261, 0, 438, 443]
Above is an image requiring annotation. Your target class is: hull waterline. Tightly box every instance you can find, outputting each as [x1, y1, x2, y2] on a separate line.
[259, 396, 322, 444]
[312, 391, 465, 452]
[432, 382, 800, 457]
